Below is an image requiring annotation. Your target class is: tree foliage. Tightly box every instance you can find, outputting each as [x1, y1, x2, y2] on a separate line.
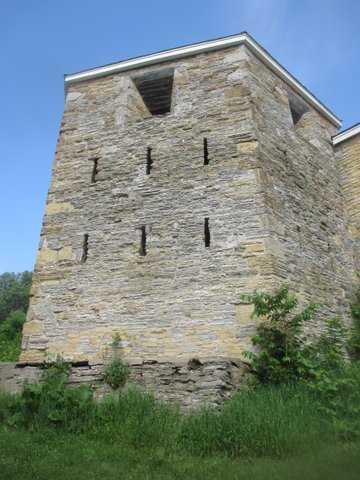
[349, 286, 360, 360]
[0, 272, 32, 325]
[0, 271, 32, 361]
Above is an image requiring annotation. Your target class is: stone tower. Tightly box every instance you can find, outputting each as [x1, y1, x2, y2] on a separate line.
[19, 33, 358, 404]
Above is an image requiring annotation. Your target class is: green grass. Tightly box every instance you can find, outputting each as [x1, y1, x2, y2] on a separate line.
[1, 363, 360, 479]
[179, 383, 332, 457]
[0, 428, 359, 480]
[0, 384, 339, 457]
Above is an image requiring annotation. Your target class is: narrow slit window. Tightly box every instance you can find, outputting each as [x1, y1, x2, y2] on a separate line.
[204, 218, 210, 248]
[81, 234, 89, 263]
[146, 147, 153, 175]
[91, 158, 98, 183]
[203, 138, 209, 165]
[140, 226, 147, 256]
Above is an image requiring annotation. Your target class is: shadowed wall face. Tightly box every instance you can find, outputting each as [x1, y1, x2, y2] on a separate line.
[337, 133, 360, 273]
[245, 50, 356, 333]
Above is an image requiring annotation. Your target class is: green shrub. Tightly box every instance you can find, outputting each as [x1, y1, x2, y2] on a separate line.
[0, 310, 26, 361]
[0, 335, 22, 361]
[312, 317, 348, 370]
[0, 310, 26, 340]
[103, 358, 130, 390]
[305, 360, 360, 440]
[0, 272, 32, 326]
[241, 286, 360, 440]
[349, 287, 360, 360]
[0, 271, 31, 361]
[2, 359, 94, 431]
[242, 286, 318, 384]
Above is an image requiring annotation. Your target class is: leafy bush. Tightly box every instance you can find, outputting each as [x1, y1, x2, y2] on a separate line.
[242, 286, 360, 440]
[0, 272, 32, 325]
[0, 271, 32, 361]
[242, 286, 318, 384]
[349, 286, 360, 360]
[0, 310, 26, 361]
[103, 358, 130, 390]
[303, 318, 360, 439]
[2, 359, 94, 431]
[312, 317, 348, 370]
[0, 310, 26, 340]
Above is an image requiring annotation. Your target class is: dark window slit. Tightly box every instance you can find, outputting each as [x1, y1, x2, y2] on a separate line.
[140, 226, 147, 256]
[204, 217, 210, 248]
[146, 147, 153, 175]
[81, 234, 89, 263]
[203, 138, 209, 165]
[91, 158, 98, 183]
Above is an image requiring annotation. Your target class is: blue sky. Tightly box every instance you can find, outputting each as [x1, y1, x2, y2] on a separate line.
[1, 0, 359, 273]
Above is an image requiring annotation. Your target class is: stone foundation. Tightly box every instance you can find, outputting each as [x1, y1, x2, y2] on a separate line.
[0, 358, 246, 409]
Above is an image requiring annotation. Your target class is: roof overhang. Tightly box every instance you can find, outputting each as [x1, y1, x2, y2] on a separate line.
[332, 123, 360, 146]
[64, 32, 341, 128]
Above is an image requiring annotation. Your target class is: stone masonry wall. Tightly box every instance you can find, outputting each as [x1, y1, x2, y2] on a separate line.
[0, 358, 245, 409]
[21, 44, 277, 365]
[336, 133, 360, 273]
[19, 41, 357, 403]
[243, 48, 356, 331]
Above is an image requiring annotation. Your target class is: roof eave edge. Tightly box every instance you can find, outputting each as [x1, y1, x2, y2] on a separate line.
[64, 33, 341, 128]
[332, 124, 360, 146]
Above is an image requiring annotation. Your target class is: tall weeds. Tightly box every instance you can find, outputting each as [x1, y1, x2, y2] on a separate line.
[1, 362, 359, 459]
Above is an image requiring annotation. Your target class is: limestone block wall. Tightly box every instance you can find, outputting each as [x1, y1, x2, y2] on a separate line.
[0, 363, 42, 394]
[20, 41, 357, 369]
[21, 45, 278, 365]
[243, 49, 356, 329]
[336, 133, 360, 272]
[0, 358, 245, 409]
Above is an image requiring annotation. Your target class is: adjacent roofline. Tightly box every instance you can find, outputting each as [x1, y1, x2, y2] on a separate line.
[64, 32, 341, 128]
[332, 122, 360, 146]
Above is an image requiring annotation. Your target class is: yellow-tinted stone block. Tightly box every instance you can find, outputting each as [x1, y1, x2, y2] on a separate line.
[22, 321, 43, 335]
[37, 246, 74, 265]
[46, 202, 74, 215]
[235, 303, 254, 324]
[237, 140, 258, 154]
[19, 350, 46, 363]
[243, 243, 264, 256]
[225, 85, 250, 98]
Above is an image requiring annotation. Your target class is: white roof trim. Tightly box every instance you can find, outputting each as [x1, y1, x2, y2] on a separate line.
[64, 32, 341, 128]
[332, 123, 360, 145]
